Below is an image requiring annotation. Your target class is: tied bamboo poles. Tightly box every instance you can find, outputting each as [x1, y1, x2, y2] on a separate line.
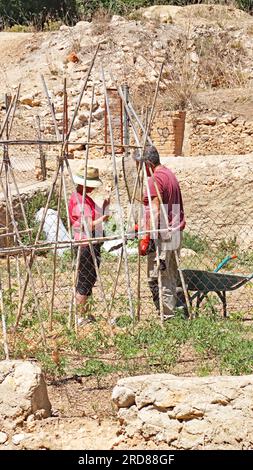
[42, 58, 109, 329]
[13, 44, 101, 330]
[116, 59, 191, 321]
[101, 67, 134, 319]
[67, 84, 109, 331]
[110, 66, 165, 320]
[0, 176, 47, 347]
[124, 98, 192, 320]
[42, 47, 109, 329]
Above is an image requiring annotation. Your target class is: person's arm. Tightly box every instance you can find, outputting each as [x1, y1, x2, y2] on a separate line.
[91, 213, 109, 229]
[139, 196, 160, 255]
[91, 197, 110, 229]
[145, 196, 160, 234]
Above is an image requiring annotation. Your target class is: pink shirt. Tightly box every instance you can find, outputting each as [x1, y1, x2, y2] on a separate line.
[144, 166, 185, 232]
[68, 191, 102, 241]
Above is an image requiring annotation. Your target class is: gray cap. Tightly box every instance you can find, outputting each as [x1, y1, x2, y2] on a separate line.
[133, 145, 160, 166]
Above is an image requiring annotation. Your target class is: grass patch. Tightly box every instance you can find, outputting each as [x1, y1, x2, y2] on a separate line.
[183, 232, 209, 253]
[5, 308, 253, 380]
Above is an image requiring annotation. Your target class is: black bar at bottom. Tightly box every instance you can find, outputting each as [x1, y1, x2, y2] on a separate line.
[0, 450, 252, 466]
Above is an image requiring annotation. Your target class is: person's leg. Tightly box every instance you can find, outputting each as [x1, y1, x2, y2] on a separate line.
[160, 235, 182, 317]
[147, 250, 160, 312]
[76, 244, 101, 322]
[76, 292, 89, 316]
[161, 250, 177, 316]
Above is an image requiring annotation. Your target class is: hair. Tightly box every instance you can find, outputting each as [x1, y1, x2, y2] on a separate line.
[132, 145, 160, 166]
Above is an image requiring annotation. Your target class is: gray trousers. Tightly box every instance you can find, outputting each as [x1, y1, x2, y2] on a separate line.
[147, 237, 181, 315]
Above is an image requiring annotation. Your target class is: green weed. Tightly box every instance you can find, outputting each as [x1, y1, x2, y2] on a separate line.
[75, 359, 115, 388]
[183, 232, 209, 254]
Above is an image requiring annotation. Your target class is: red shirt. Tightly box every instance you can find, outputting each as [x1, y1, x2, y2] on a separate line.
[144, 165, 185, 232]
[68, 191, 102, 241]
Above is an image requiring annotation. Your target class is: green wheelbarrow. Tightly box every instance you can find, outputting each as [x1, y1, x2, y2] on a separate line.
[178, 269, 253, 317]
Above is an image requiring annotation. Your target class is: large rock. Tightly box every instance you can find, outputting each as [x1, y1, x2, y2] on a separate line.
[0, 361, 51, 430]
[140, 6, 182, 23]
[112, 374, 253, 449]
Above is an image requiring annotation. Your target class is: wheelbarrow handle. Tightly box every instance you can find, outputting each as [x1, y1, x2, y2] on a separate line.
[214, 254, 237, 273]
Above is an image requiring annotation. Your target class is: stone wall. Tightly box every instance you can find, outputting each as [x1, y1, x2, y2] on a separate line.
[151, 111, 186, 157]
[149, 110, 253, 157]
[186, 112, 253, 156]
[0, 181, 51, 249]
[161, 154, 253, 249]
[112, 373, 253, 449]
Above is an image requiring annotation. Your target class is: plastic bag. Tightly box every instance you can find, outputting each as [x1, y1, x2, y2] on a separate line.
[35, 208, 71, 256]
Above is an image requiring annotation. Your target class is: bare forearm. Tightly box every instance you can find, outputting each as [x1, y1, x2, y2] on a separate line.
[92, 214, 108, 229]
[145, 197, 160, 234]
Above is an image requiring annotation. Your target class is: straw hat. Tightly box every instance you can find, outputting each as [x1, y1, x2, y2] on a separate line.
[73, 167, 102, 188]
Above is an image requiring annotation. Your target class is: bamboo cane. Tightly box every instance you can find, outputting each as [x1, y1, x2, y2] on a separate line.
[66, 43, 100, 141]
[49, 164, 63, 331]
[49, 77, 68, 331]
[8, 84, 21, 136]
[35, 115, 46, 180]
[4, 95, 12, 299]
[0, 139, 143, 149]
[136, 164, 144, 321]
[142, 163, 165, 322]
[62, 170, 74, 329]
[0, 274, 9, 359]
[128, 101, 153, 146]
[61, 168, 75, 328]
[0, 95, 16, 139]
[41, 74, 61, 141]
[108, 248, 123, 316]
[142, 63, 164, 148]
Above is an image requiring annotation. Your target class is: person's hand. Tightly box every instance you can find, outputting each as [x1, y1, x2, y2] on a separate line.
[103, 214, 110, 223]
[103, 197, 110, 210]
[139, 234, 150, 256]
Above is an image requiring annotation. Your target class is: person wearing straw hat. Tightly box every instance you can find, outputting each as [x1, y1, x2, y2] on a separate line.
[69, 166, 110, 325]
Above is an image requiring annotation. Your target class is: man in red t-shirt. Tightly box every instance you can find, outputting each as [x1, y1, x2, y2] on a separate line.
[133, 146, 185, 319]
[69, 167, 110, 325]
